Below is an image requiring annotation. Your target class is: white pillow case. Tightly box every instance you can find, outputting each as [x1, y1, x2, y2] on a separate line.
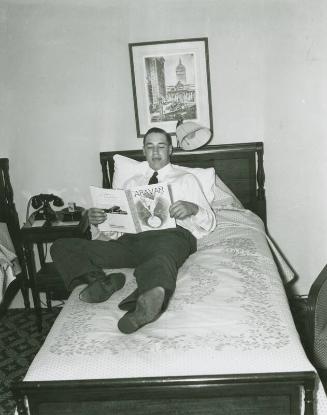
[112, 154, 215, 204]
[172, 164, 215, 204]
[112, 155, 147, 189]
[212, 175, 243, 209]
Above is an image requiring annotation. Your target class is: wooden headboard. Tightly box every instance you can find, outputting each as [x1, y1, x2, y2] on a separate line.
[100, 142, 266, 226]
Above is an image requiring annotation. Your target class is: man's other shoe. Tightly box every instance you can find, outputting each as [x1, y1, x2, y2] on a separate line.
[79, 272, 125, 303]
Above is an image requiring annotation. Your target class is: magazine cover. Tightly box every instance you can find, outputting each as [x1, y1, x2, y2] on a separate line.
[127, 183, 176, 232]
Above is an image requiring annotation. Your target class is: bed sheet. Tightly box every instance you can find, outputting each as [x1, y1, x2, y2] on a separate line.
[0, 223, 20, 302]
[24, 207, 327, 413]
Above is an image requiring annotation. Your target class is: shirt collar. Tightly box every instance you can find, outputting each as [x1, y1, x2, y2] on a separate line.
[146, 163, 173, 180]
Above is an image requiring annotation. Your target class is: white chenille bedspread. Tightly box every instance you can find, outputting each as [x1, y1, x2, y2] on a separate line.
[24, 207, 327, 413]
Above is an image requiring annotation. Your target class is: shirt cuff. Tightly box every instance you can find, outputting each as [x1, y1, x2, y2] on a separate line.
[90, 224, 119, 241]
[193, 206, 211, 229]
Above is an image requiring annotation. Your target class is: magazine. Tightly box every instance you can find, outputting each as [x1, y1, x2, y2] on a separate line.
[90, 183, 176, 233]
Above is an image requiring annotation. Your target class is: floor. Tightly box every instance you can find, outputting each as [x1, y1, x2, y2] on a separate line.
[0, 308, 60, 415]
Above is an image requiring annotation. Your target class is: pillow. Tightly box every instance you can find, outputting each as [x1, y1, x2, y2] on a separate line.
[112, 154, 215, 204]
[172, 164, 215, 204]
[212, 174, 243, 209]
[112, 155, 148, 189]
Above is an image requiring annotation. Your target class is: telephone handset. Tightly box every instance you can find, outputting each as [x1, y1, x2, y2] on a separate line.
[28, 193, 64, 224]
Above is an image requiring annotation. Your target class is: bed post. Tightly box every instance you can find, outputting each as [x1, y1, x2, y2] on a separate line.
[2, 160, 14, 206]
[1, 159, 20, 234]
[256, 143, 267, 227]
[12, 388, 28, 415]
[0, 158, 30, 310]
[101, 159, 111, 189]
[303, 376, 315, 415]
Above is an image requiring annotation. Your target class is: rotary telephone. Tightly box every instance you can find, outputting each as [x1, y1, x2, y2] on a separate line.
[27, 194, 83, 226]
[30, 193, 64, 223]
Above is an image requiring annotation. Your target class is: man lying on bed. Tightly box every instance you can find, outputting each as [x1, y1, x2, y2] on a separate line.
[51, 127, 216, 334]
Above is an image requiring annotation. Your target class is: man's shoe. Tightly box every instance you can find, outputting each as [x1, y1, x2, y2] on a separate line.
[79, 272, 125, 303]
[118, 288, 139, 312]
[118, 286, 165, 334]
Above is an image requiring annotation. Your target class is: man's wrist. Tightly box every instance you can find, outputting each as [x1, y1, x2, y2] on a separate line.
[192, 203, 199, 216]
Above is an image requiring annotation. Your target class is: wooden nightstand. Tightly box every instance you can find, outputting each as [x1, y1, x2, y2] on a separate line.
[21, 215, 90, 330]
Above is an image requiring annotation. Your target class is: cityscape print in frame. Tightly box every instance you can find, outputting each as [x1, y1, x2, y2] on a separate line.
[129, 38, 213, 138]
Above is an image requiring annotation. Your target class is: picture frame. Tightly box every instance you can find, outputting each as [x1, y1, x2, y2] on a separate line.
[129, 37, 213, 138]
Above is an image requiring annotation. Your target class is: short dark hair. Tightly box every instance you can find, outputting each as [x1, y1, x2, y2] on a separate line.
[143, 127, 172, 147]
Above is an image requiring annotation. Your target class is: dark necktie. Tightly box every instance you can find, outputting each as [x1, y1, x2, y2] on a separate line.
[148, 171, 158, 185]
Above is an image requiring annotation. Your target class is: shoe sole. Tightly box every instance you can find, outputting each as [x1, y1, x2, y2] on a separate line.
[118, 286, 165, 334]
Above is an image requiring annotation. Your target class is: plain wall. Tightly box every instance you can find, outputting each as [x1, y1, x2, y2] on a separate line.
[1, 0, 326, 295]
[0, 3, 11, 158]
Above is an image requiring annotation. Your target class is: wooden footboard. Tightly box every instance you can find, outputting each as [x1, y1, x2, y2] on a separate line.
[13, 371, 316, 415]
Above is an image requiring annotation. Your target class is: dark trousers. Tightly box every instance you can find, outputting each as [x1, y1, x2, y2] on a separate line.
[50, 227, 196, 298]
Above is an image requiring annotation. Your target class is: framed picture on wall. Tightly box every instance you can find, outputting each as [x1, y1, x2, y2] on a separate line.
[129, 37, 213, 138]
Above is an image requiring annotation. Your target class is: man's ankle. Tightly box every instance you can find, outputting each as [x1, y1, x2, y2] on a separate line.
[79, 272, 125, 303]
[83, 270, 105, 284]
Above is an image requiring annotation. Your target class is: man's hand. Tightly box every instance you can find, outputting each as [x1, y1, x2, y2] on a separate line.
[169, 201, 199, 220]
[88, 208, 107, 226]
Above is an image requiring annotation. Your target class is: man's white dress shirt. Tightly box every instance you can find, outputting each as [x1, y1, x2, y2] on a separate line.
[92, 163, 216, 240]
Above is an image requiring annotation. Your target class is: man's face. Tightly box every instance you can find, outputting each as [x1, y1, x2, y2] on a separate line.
[143, 132, 172, 171]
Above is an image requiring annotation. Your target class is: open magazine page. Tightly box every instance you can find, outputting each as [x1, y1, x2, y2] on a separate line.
[90, 186, 137, 233]
[127, 183, 176, 232]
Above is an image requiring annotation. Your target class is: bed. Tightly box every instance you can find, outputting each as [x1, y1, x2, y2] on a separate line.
[0, 158, 29, 316]
[13, 142, 327, 415]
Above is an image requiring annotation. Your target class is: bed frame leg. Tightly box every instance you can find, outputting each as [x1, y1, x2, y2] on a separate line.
[17, 400, 28, 415]
[304, 380, 315, 415]
[13, 388, 29, 415]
